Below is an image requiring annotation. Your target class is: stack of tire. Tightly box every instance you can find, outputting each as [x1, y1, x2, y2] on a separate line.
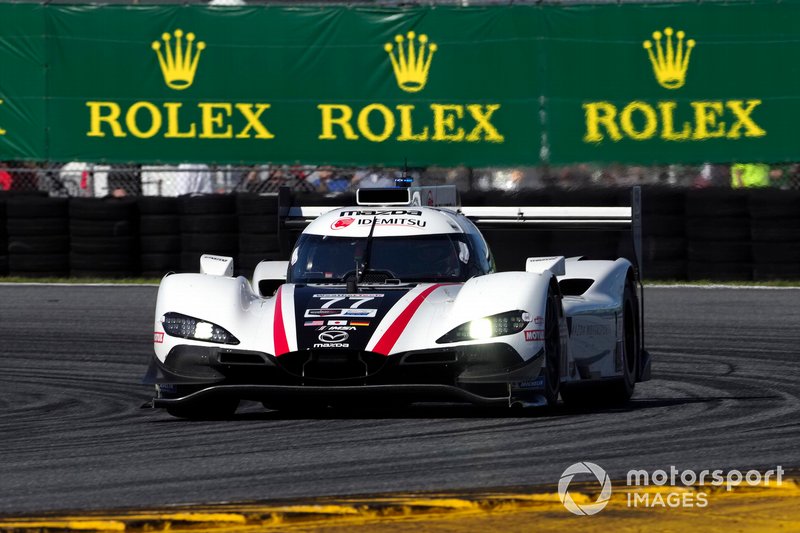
[639, 187, 687, 281]
[180, 195, 237, 273]
[749, 189, 800, 280]
[546, 188, 622, 261]
[6, 196, 70, 277]
[236, 194, 282, 277]
[139, 197, 181, 277]
[685, 189, 751, 281]
[69, 198, 139, 277]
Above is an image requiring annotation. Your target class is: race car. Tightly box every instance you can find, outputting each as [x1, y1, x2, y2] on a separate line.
[144, 186, 651, 418]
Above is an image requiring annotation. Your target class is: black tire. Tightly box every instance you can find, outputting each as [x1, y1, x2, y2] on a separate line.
[750, 218, 800, 242]
[140, 235, 181, 254]
[687, 261, 752, 281]
[70, 219, 136, 238]
[239, 233, 280, 253]
[71, 269, 138, 278]
[685, 190, 748, 218]
[752, 242, 800, 263]
[642, 260, 687, 281]
[753, 263, 800, 281]
[685, 218, 751, 242]
[236, 193, 280, 215]
[7, 197, 69, 218]
[644, 215, 686, 238]
[179, 195, 236, 215]
[543, 283, 562, 407]
[7, 218, 68, 237]
[237, 252, 288, 272]
[180, 214, 238, 233]
[562, 280, 639, 406]
[71, 236, 138, 255]
[688, 241, 751, 263]
[70, 198, 138, 220]
[181, 233, 237, 253]
[642, 237, 686, 261]
[138, 196, 179, 215]
[70, 253, 138, 271]
[238, 214, 279, 234]
[141, 253, 180, 271]
[8, 235, 70, 254]
[603, 282, 639, 403]
[139, 215, 180, 236]
[8, 254, 69, 272]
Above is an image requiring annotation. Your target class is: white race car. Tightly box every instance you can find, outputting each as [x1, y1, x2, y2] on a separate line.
[144, 186, 651, 418]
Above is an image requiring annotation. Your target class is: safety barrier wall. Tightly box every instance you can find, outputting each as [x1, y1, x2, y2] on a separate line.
[2, 3, 800, 166]
[0, 188, 798, 281]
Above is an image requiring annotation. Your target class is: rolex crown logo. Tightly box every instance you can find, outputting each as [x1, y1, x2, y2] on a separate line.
[384, 31, 437, 93]
[643, 27, 695, 90]
[151, 29, 206, 90]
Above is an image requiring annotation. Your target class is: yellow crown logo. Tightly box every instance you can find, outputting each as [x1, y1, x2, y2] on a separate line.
[151, 29, 206, 90]
[643, 27, 695, 90]
[384, 31, 437, 93]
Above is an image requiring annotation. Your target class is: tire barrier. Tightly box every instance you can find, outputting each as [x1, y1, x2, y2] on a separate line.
[69, 198, 139, 277]
[7, 196, 69, 277]
[179, 194, 237, 274]
[0, 188, 797, 280]
[748, 189, 800, 281]
[139, 196, 180, 278]
[236, 194, 282, 275]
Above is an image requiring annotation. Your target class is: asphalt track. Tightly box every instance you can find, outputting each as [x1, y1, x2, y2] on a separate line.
[0, 285, 798, 515]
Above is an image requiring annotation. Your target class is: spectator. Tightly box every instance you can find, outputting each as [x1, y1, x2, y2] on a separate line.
[107, 164, 142, 197]
[175, 163, 213, 195]
[731, 163, 770, 188]
[0, 167, 12, 191]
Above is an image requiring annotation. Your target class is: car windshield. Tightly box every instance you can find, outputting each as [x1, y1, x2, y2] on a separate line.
[288, 233, 480, 283]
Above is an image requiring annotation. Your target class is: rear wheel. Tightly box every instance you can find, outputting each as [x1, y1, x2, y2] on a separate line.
[561, 279, 639, 407]
[543, 284, 562, 407]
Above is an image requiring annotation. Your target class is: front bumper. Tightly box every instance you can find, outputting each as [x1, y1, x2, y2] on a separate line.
[144, 342, 546, 407]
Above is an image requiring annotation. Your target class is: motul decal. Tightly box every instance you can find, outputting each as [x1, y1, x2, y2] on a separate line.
[153, 332, 164, 343]
[524, 329, 544, 342]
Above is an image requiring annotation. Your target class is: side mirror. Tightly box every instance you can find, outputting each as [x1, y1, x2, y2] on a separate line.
[253, 260, 289, 297]
[525, 256, 565, 276]
[200, 254, 234, 277]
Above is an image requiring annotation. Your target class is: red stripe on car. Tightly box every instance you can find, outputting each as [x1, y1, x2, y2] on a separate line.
[372, 284, 446, 356]
[273, 287, 289, 356]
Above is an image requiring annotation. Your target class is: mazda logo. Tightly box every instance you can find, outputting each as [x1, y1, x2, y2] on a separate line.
[319, 331, 349, 343]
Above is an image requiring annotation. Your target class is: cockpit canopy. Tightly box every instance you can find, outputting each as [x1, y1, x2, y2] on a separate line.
[288, 233, 492, 284]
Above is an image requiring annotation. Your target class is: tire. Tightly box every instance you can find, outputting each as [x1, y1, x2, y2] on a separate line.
[138, 196, 179, 215]
[140, 215, 180, 236]
[70, 253, 138, 271]
[238, 214, 279, 234]
[141, 253, 180, 271]
[179, 195, 236, 215]
[8, 254, 69, 273]
[7, 197, 69, 218]
[180, 214, 238, 233]
[687, 261, 752, 281]
[236, 193, 280, 215]
[140, 235, 181, 254]
[71, 236, 138, 255]
[542, 283, 562, 407]
[644, 215, 686, 238]
[239, 233, 280, 253]
[70, 198, 138, 220]
[70, 219, 136, 238]
[562, 279, 639, 406]
[688, 241, 751, 263]
[685, 218, 750, 242]
[7, 218, 68, 237]
[181, 233, 237, 253]
[8, 235, 70, 254]
[603, 281, 639, 403]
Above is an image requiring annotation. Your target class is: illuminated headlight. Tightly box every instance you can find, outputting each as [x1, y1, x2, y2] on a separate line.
[436, 310, 529, 344]
[161, 312, 240, 345]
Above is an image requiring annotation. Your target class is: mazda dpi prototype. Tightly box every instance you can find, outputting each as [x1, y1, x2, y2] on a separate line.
[145, 187, 650, 418]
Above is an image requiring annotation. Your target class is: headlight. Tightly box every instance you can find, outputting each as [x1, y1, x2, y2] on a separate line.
[436, 310, 529, 344]
[161, 312, 240, 345]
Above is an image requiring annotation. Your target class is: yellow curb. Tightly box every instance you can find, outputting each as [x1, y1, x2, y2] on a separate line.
[0, 478, 798, 532]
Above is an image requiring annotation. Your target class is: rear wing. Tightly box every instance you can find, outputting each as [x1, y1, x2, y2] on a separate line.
[277, 185, 643, 280]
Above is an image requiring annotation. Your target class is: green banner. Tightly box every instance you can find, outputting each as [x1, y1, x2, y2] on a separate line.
[0, 2, 798, 165]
